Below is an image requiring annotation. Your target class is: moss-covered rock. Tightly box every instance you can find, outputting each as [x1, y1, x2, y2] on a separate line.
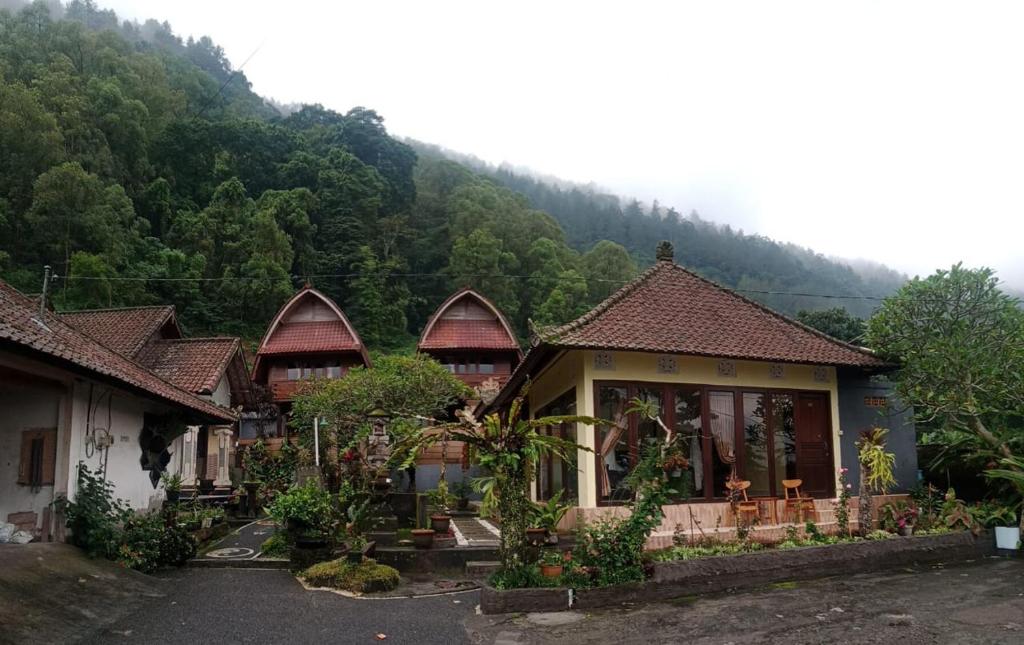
[302, 558, 401, 593]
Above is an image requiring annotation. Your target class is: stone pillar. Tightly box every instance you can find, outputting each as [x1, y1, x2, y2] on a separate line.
[213, 426, 234, 491]
[180, 426, 200, 489]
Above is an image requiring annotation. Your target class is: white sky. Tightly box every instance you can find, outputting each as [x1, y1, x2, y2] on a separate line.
[103, 0, 1024, 288]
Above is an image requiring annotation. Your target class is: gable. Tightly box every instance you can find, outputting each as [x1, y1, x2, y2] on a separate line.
[418, 289, 521, 353]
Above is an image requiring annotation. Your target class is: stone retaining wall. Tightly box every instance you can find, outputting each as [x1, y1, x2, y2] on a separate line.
[480, 531, 989, 614]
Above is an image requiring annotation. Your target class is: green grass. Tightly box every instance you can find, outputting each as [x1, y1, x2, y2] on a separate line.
[259, 532, 291, 558]
[302, 558, 401, 593]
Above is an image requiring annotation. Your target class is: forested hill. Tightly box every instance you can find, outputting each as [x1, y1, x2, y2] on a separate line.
[409, 142, 907, 319]
[0, 1, 903, 355]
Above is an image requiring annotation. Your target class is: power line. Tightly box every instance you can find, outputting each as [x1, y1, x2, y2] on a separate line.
[53, 271, 898, 301]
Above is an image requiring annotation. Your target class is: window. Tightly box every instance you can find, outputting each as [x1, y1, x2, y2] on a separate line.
[593, 381, 831, 504]
[18, 428, 57, 487]
[478, 361, 495, 375]
[536, 390, 578, 502]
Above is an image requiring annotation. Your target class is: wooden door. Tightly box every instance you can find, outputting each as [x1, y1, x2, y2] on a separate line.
[794, 392, 834, 498]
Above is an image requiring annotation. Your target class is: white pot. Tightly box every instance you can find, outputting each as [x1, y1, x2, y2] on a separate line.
[994, 526, 1020, 550]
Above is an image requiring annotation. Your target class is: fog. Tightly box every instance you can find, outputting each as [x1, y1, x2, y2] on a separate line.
[100, 0, 1024, 288]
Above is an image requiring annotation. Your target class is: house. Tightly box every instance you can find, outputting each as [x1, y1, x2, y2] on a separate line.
[480, 242, 916, 546]
[247, 286, 371, 444]
[61, 307, 253, 492]
[0, 280, 236, 541]
[418, 288, 523, 394]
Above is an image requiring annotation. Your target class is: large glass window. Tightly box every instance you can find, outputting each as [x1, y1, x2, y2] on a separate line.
[635, 386, 663, 462]
[597, 385, 631, 502]
[743, 392, 771, 497]
[536, 390, 578, 502]
[772, 393, 796, 492]
[707, 391, 737, 498]
[671, 388, 703, 500]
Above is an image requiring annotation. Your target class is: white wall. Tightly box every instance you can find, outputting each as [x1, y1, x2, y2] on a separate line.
[0, 377, 64, 529]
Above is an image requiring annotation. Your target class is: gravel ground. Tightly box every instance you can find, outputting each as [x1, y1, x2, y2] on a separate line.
[464, 557, 1024, 644]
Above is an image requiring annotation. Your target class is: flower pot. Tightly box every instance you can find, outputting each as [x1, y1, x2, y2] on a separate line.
[526, 528, 547, 546]
[457, 497, 470, 511]
[539, 563, 563, 578]
[411, 529, 435, 549]
[546, 532, 559, 545]
[166, 490, 180, 503]
[898, 525, 913, 537]
[430, 514, 452, 534]
[995, 526, 1021, 550]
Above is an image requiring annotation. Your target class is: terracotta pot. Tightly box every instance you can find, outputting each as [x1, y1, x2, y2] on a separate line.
[539, 563, 564, 578]
[411, 529, 435, 549]
[526, 528, 547, 546]
[430, 514, 452, 534]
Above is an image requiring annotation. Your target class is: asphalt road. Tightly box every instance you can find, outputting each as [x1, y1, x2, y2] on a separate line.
[81, 568, 478, 645]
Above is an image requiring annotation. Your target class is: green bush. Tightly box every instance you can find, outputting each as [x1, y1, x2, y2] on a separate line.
[302, 558, 400, 593]
[650, 541, 764, 562]
[260, 532, 292, 558]
[54, 464, 132, 559]
[119, 512, 197, 573]
[268, 480, 335, 535]
[865, 529, 896, 540]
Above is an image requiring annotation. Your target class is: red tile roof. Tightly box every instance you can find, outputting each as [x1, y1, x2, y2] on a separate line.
[540, 259, 888, 368]
[0, 282, 234, 422]
[137, 338, 241, 395]
[418, 289, 522, 352]
[60, 306, 178, 358]
[257, 320, 358, 355]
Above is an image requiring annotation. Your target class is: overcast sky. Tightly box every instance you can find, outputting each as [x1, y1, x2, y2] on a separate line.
[103, 0, 1024, 288]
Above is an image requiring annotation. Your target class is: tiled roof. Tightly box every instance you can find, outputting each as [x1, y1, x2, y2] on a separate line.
[137, 338, 240, 395]
[257, 320, 360, 355]
[0, 281, 234, 422]
[419, 319, 521, 350]
[60, 306, 177, 358]
[540, 259, 888, 368]
[418, 289, 521, 352]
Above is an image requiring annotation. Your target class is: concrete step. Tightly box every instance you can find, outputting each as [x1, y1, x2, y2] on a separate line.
[466, 560, 501, 576]
[367, 530, 399, 547]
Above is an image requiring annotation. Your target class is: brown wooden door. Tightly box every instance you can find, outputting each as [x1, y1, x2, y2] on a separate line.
[794, 392, 834, 498]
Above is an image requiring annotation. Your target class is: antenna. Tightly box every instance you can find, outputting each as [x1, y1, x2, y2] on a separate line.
[39, 265, 51, 319]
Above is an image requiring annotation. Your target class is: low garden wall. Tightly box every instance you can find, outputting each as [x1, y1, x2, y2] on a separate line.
[480, 531, 989, 614]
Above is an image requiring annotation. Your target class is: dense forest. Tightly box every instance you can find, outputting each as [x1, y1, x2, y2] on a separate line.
[0, 1, 903, 352]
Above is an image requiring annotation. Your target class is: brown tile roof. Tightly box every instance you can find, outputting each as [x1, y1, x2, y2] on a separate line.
[60, 306, 178, 358]
[0, 281, 234, 422]
[137, 338, 241, 395]
[418, 289, 522, 352]
[540, 259, 888, 368]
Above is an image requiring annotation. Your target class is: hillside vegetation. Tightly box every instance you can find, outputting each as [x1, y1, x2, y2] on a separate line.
[0, 1, 903, 351]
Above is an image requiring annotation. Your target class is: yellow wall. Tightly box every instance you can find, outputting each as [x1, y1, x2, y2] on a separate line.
[529, 349, 842, 508]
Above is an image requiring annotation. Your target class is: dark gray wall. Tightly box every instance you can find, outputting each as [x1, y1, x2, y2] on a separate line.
[838, 377, 918, 492]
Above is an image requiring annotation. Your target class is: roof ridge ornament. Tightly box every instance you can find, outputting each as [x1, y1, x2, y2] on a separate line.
[656, 240, 674, 263]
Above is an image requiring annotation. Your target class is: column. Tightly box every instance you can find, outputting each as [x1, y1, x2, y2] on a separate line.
[180, 426, 200, 489]
[213, 426, 234, 491]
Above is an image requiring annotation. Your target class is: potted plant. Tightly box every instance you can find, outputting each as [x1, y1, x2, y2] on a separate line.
[662, 453, 689, 478]
[451, 480, 472, 511]
[881, 501, 918, 536]
[538, 549, 564, 578]
[161, 471, 183, 504]
[974, 502, 1020, 550]
[532, 491, 572, 544]
[411, 528, 435, 549]
[427, 481, 455, 534]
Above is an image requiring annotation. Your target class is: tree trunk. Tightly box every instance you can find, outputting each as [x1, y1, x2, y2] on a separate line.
[858, 462, 874, 535]
[497, 468, 529, 570]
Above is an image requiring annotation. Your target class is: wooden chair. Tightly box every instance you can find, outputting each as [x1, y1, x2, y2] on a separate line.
[726, 479, 761, 526]
[782, 479, 815, 523]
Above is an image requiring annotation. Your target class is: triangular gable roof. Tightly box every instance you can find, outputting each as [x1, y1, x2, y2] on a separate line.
[0, 282, 234, 423]
[137, 337, 243, 396]
[252, 286, 371, 379]
[539, 259, 888, 368]
[61, 305, 180, 359]
[418, 288, 522, 355]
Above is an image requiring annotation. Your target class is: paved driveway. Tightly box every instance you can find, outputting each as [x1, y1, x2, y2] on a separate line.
[81, 568, 478, 645]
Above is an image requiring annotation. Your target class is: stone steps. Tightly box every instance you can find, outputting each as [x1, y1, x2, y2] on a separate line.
[465, 560, 501, 577]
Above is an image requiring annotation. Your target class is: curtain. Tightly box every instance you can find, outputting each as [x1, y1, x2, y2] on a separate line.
[598, 403, 628, 498]
[709, 394, 737, 465]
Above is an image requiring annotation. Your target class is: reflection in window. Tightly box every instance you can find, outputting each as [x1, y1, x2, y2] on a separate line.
[708, 391, 737, 497]
[598, 386, 630, 502]
[536, 390, 578, 502]
[635, 386, 663, 461]
[743, 392, 770, 497]
[672, 388, 702, 500]
[772, 394, 796, 491]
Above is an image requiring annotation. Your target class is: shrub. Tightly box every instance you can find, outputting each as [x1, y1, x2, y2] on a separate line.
[302, 558, 400, 593]
[268, 480, 335, 535]
[489, 563, 562, 589]
[55, 464, 131, 559]
[650, 541, 763, 562]
[260, 532, 293, 558]
[866, 529, 896, 540]
[119, 512, 196, 573]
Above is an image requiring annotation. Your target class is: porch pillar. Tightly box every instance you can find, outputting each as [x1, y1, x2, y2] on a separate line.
[180, 426, 200, 489]
[212, 426, 234, 491]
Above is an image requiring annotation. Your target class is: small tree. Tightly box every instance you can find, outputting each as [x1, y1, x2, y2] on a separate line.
[393, 385, 596, 571]
[856, 428, 896, 534]
[867, 264, 1024, 528]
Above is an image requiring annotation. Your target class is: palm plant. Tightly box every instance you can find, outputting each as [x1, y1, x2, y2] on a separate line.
[856, 428, 897, 534]
[391, 384, 596, 570]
